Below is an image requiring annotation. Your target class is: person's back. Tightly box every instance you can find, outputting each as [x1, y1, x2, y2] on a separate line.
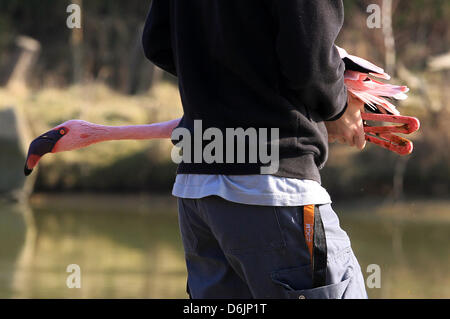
[143, 0, 348, 181]
[143, 0, 368, 299]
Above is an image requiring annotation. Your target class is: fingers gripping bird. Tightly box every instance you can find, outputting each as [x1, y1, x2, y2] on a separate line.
[24, 48, 420, 176]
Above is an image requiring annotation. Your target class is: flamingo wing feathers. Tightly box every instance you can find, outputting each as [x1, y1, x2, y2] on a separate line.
[337, 46, 408, 115]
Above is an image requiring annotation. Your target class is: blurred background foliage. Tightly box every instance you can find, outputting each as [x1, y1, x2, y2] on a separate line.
[0, 0, 448, 200]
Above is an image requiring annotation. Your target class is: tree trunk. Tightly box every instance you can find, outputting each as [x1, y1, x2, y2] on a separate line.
[392, 156, 409, 202]
[382, 0, 396, 75]
[5, 36, 41, 93]
[71, 0, 84, 84]
[126, 25, 163, 95]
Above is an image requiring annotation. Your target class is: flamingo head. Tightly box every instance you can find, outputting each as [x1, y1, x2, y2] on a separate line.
[24, 119, 101, 176]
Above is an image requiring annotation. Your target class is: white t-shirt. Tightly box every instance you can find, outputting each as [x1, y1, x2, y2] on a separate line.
[172, 174, 331, 207]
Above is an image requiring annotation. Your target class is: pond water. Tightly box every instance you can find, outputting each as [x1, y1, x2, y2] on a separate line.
[0, 194, 448, 299]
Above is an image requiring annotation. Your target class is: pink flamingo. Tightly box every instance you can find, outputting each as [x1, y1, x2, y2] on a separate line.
[24, 48, 419, 176]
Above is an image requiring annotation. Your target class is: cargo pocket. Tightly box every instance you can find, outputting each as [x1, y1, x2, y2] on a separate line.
[287, 276, 352, 299]
[271, 265, 353, 299]
[271, 265, 312, 296]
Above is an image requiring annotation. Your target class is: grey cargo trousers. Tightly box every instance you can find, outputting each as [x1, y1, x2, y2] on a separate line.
[177, 195, 368, 299]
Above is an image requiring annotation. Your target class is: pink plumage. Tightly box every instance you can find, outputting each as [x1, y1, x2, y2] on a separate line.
[336, 45, 409, 115]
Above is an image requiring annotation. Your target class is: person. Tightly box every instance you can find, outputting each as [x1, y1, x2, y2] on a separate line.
[142, 0, 368, 299]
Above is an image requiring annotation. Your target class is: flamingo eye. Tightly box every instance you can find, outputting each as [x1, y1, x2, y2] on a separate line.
[59, 129, 66, 135]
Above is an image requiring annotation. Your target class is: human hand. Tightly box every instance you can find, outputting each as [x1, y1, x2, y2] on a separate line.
[325, 93, 366, 150]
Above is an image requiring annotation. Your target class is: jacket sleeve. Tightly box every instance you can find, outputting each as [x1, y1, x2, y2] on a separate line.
[142, 0, 177, 76]
[271, 0, 347, 121]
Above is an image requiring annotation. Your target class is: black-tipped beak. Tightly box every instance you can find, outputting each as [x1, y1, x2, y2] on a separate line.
[24, 129, 64, 176]
[24, 165, 33, 176]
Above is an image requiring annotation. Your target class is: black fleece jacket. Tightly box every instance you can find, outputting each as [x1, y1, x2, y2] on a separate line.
[142, 0, 347, 183]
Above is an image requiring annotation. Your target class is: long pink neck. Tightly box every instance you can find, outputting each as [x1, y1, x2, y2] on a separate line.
[70, 119, 181, 152]
[51, 119, 182, 154]
[95, 118, 180, 141]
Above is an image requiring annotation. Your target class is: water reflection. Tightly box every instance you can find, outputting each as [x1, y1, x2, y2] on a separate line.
[0, 202, 27, 298]
[11, 203, 38, 297]
[1, 195, 187, 298]
[0, 196, 449, 298]
[335, 201, 450, 299]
